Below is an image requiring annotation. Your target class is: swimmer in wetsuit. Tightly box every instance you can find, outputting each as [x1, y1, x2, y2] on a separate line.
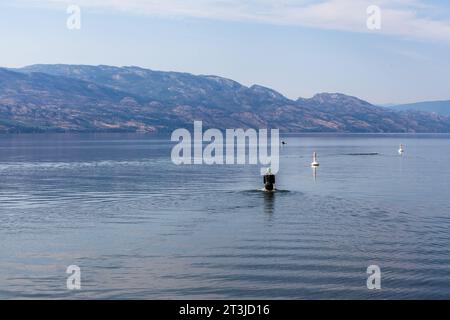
[263, 168, 276, 192]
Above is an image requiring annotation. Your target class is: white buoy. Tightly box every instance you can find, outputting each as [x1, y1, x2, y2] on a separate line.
[398, 144, 404, 155]
[311, 152, 320, 167]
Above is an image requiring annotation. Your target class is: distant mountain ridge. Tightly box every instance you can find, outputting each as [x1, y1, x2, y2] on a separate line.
[390, 100, 450, 117]
[1, 64, 450, 133]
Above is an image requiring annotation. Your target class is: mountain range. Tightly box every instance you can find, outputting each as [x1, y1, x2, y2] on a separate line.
[1, 64, 450, 133]
[389, 100, 450, 117]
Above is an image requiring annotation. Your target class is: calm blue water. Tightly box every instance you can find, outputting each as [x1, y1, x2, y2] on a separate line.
[1, 133, 450, 299]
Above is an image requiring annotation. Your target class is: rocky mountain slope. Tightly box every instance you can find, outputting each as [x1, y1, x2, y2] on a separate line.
[1, 64, 449, 133]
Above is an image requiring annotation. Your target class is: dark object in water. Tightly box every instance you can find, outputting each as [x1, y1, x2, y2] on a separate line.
[282, 141, 287, 145]
[346, 153, 380, 156]
[264, 173, 276, 191]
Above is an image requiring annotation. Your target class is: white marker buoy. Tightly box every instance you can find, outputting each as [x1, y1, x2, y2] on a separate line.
[311, 152, 320, 167]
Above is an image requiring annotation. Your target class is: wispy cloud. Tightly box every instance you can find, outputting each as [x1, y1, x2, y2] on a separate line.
[20, 0, 450, 42]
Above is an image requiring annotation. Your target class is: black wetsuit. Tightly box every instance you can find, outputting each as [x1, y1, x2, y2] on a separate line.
[264, 174, 276, 191]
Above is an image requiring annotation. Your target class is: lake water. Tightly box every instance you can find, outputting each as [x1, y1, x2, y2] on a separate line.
[1, 133, 450, 299]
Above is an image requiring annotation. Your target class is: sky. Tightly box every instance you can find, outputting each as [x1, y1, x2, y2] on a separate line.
[1, 0, 450, 105]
